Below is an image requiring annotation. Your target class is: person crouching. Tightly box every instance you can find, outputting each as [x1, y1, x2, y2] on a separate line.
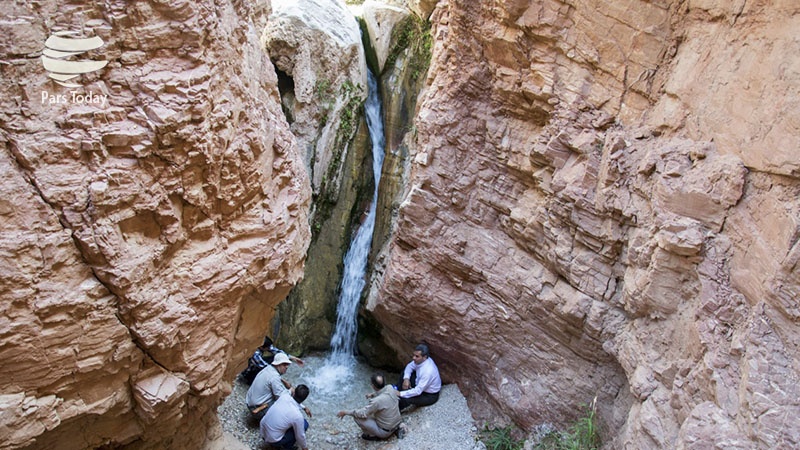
[261, 385, 311, 450]
[337, 373, 404, 441]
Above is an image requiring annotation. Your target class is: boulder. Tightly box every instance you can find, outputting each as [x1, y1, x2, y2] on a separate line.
[360, 1, 411, 73]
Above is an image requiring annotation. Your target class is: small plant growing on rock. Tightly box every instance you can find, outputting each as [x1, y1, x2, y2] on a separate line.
[311, 79, 365, 240]
[533, 397, 600, 450]
[315, 77, 335, 126]
[386, 14, 433, 81]
[337, 80, 362, 139]
[481, 425, 524, 450]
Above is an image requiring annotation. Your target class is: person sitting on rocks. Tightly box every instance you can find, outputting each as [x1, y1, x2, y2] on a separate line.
[336, 372, 405, 441]
[397, 343, 441, 411]
[239, 336, 305, 386]
[260, 385, 311, 450]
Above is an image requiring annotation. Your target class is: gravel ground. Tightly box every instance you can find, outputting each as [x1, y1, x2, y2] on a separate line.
[217, 354, 485, 450]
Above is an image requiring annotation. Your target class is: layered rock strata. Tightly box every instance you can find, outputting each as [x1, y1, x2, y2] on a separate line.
[0, 0, 310, 449]
[366, 0, 800, 448]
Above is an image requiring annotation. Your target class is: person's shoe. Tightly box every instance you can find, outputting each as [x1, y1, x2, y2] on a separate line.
[396, 424, 407, 440]
[361, 433, 381, 441]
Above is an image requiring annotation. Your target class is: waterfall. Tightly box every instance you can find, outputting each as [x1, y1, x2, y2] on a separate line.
[329, 69, 385, 359]
[298, 70, 386, 401]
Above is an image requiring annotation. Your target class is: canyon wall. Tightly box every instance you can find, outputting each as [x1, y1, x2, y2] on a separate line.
[366, 0, 799, 448]
[0, 1, 310, 449]
[1, 0, 797, 448]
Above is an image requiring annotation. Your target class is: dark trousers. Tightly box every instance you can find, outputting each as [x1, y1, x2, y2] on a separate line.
[397, 372, 440, 410]
[399, 391, 439, 410]
[270, 419, 309, 450]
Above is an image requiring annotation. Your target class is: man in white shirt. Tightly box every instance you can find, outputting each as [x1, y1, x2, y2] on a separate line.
[397, 343, 442, 411]
[260, 385, 310, 450]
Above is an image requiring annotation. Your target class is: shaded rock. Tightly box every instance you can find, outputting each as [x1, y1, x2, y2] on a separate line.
[361, 8, 431, 366]
[676, 402, 751, 450]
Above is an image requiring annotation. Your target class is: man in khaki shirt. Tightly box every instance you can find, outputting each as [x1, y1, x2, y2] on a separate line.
[337, 373, 404, 441]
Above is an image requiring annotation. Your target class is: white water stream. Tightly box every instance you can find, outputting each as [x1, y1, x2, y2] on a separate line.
[328, 69, 385, 360]
[302, 69, 386, 398]
[218, 70, 392, 448]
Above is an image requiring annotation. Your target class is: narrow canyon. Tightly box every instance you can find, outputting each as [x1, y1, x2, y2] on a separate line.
[0, 0, 798, 449]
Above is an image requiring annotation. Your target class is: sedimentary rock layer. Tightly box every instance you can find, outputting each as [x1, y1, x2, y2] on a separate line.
[367, 0, 799, 448]
[0, 1, 310, 448]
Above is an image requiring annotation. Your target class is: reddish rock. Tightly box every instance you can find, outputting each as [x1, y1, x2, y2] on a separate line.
[0, 0, 310, 448]
[367, 0, 800, 448]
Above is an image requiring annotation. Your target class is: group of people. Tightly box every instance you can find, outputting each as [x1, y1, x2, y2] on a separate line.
[239, 339, 442, 450]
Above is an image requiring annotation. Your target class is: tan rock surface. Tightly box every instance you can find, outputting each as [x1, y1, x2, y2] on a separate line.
[367, 0, 800, 448]
[0, 0, 310, 448]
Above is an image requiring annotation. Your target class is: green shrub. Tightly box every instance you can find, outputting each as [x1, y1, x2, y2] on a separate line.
[386, 14, 433, 81]
[481, 425, 524, 450]
[533, 398, 600, 450]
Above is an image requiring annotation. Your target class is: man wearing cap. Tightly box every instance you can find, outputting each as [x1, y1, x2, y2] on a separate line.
[245, 352, 293, 420]
[239, 336, 305, 386]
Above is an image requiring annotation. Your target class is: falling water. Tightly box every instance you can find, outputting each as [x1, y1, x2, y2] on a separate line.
[305, 70, 385, 399]
[328, 69, 385, 361]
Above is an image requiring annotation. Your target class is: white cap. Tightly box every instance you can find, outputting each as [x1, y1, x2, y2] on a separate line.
[271, 352, 292, 366]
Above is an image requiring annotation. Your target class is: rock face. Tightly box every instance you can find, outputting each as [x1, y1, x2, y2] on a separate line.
[264, 0, 367, 191]
[264, 0, 372, 352]
[357, 6, 429, 367]
[1, 0, 797, 448]
[0, 0, 310, 449]
[361, 1, 410, 74]
[366, 0, 800, 448]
